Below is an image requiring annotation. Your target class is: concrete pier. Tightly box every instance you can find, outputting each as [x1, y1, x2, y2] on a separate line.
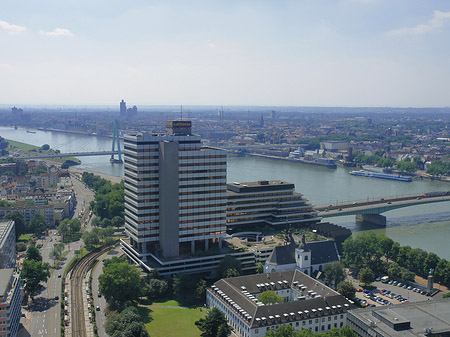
[355, 214, 386, 226]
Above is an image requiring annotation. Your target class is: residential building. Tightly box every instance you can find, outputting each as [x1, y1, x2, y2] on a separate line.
[0, 269, 21, 337]
[0, 205, 54, 228]
[0, 221, 15, 269]
[226, 180, 320, 232]
[122, 120, 227, 260]
[207, 270, 355, 337]
[347, 298, 450, 337]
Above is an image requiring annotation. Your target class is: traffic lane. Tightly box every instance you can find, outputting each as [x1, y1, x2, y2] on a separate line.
[92, 256, 108, 337]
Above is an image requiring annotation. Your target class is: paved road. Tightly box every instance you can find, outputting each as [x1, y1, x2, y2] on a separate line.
[20, 174, 93, 337]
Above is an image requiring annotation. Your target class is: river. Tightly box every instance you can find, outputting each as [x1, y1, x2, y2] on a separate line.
[2, 126, 450, 259]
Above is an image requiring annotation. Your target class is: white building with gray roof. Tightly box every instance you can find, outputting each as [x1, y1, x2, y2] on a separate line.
[264, 234, 340, 276]
[206, 269, 355, 337]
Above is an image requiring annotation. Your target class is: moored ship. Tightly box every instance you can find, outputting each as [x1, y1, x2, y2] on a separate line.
[349, 170, 412, 182]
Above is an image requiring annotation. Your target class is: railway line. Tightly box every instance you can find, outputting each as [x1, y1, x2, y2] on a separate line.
[70, 247, 110, 337]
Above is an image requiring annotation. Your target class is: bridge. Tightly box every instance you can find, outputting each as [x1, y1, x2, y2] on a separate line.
[316, 193, 450, 225]
[19, 151, 119, 159]
[18, 120, 123, 163]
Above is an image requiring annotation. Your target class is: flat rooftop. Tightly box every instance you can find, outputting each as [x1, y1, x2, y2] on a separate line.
[227, 180, 295, 193]
[349, 298, 450, 336]
[0, 269, 13, 297]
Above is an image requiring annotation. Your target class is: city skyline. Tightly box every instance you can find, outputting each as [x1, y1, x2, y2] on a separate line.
[1, 1, 450, 107]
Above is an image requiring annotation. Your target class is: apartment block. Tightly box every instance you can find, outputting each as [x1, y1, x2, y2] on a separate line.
[0, 269, 21, 337]
[0, 221, 15, 269]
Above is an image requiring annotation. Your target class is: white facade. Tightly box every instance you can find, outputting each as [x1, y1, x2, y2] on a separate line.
[0, 221, 15, 269]
[207, 270, 352, 337]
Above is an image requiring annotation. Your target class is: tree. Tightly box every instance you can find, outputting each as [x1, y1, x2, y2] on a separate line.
[41, 144, 50, 150]
[99, 257, 143, 305]
[196, 279, 208, 302]
[21, 259, 50, 301]
[83, 230, 100, 248]
[50, 243, 64, 261]
[147, 278, 168, 299]
[26, 244, 42, 262]
[91, 216, 101, 227]
[224, 268, 240, 278]
[28, 213, 46, 234]
[195, 307, 229, 337]
[3, 211, 26, 240]
[359, 267, 375, 285]
[257, 262, 264, 274]
[105, 306, 149, 337]
[258, 290, 284, 305]
[424, 252, 440, 276]
[57, 219, 70, 240]
[323, 262, 346, 289]
[387, 262, 401, 278]
[217, 255, 242, 279]
[69, 219, 81, 235]
[337, 281, 356, 299]
[101, 218, 112, 228]
[112, 216, 124, 228]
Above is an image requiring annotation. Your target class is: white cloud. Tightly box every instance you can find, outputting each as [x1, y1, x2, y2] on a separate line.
[39, 28, 75, 38]
[388, 10, 450, 36]
[0, 20, 26, 35]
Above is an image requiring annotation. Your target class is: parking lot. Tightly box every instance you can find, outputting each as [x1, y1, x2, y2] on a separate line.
[351, 277, 435, 308]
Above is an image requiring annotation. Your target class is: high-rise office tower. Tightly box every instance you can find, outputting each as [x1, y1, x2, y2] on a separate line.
[123, 121, 227, 260]
[120, 100, 126, 118]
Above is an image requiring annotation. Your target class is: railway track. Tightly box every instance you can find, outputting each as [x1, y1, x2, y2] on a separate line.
[70, 247, 110, 337]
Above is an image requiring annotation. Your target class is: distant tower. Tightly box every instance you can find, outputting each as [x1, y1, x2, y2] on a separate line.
[260, 114, 264, 128]
[270, 110, 276, 119]
[120, 100, 126, 118]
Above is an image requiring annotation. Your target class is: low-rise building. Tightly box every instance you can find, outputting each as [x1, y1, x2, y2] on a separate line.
[264, 234, 339, 276]
[0, 269, 22, 337]
[347, 298, 450, 337]
[0, 221, 15, 269]
[226, 180, 320, 231]
[207, 270, 355, 337]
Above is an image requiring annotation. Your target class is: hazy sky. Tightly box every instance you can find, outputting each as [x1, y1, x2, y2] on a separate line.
[1, 0, 450, 107]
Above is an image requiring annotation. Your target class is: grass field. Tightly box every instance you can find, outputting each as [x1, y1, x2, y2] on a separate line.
[6, 139, 39, 152]
[18, 234, 32, 242]
[138, 300, 206, 337]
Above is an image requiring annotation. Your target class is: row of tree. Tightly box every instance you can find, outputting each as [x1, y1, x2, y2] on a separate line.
[342, 232, 450, 286]
[21, 244, 50, 302]
[81, 172, 124, 221]
[82, 227, 116, 249]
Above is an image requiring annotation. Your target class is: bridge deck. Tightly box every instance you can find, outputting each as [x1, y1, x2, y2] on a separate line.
[318, 194, 450, 217]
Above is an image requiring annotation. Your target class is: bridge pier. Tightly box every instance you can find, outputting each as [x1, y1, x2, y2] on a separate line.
[355, 214, 386, 226]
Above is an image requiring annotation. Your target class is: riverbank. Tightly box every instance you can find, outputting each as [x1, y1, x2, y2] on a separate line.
[68, 166, 123, 184]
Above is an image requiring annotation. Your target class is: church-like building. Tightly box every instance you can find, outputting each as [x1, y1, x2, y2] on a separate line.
[264, 234, 340, 276]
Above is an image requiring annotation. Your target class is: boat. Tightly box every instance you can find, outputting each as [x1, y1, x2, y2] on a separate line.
[349, 170, 412, 182]
[26, 130, 36, 134]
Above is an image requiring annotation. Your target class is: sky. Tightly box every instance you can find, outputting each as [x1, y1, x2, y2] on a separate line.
[1, 0, 450, 107]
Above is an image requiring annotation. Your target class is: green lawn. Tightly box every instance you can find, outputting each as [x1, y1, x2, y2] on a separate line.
[138, 302, 206, 337]
[6, 139, 39, 151]
[18, 234, 32, 242]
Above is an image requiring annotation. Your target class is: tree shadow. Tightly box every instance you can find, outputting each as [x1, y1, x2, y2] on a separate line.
[29, 296, 59, 312]
[137, 306, 153, 325]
